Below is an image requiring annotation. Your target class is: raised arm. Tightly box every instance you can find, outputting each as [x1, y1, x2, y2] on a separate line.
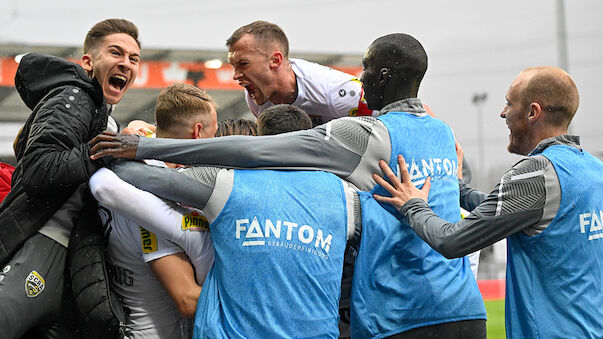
[110, 161, 219, 211]
[90, 117, 391, 190]
[374, 154, 558, 258]
[89, 166, 205, 240]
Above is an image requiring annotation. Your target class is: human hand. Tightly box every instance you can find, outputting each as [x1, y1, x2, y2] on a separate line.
[372, 155, 431, 210]
[123, 120, 156, 137]
[89, 131, 140, 160]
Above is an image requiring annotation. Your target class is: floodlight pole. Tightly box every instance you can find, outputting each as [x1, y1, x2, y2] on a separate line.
[557, 0, 572, 133]
[472, 92, 488, 187]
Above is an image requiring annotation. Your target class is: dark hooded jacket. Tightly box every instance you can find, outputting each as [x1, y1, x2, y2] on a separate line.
[0, 53, 110, 265]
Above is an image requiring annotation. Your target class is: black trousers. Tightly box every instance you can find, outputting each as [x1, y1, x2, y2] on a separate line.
[0, 234, 79, 339]
[387, 319, 487, 339]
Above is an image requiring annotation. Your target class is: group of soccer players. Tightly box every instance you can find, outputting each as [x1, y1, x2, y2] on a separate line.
[1, 17, 601, 339]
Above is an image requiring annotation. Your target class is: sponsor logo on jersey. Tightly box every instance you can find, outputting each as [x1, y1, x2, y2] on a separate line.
[25, 270, 45, 297]
[182, 211, 210, 232]
[140, 226, 158, 254]
[235, 217, 333, 259]
[403, 157, 458, 186]
[579, 209, 603, 240]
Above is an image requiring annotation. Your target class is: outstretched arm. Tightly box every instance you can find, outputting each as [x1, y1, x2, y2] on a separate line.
[373, 154, 552, 258]
[89, 117, 391, 191]
[109, 161, 219, 211]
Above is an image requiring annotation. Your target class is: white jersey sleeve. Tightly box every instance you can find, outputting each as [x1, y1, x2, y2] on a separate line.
[141, 232, 184, 263]
[90, 167, 215, 285]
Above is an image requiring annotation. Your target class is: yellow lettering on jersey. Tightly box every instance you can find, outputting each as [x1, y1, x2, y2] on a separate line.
[139, 226, 157, 253]
[182, 211, 210, 232]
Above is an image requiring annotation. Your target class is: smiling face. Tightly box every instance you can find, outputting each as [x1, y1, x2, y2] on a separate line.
[228, 34, 276, 106]
[81, 33, 140, 105]
[500, 73, 533, 155]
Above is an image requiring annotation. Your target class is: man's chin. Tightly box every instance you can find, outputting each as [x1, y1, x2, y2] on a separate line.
[105, 96, 121, 105]
[507, 143, 529, 156]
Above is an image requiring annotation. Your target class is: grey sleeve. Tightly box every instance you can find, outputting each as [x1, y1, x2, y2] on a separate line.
[399, 155, 561, 258]
[111, 161, 220, 211]
[458, 179, 488, 212]
[135, 117, 391, 190]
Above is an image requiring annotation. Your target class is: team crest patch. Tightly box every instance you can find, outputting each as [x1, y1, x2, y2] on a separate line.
[25, 270, 45, 298]
[182, 211, 210, 232]
[140, 227, 158, 254]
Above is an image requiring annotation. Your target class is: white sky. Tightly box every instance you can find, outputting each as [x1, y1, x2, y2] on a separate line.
[1, 0, 602, 189]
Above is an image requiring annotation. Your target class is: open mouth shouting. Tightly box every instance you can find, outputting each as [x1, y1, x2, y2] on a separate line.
[240, 82, 266, 105]
[102, 73, 131, 104]
[109, 74, 127, 92]
[244, 83, 257, 99]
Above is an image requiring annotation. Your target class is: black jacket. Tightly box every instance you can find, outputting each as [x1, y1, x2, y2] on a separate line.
[0, 53, 110, 265]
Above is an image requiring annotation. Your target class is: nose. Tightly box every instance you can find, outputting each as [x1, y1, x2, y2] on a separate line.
[232, 69, 242, 81]
[500, 110, 506, 119]
[118, 55, 132, 70]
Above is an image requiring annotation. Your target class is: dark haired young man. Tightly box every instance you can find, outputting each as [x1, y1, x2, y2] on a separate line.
[0, 18, 140, 338]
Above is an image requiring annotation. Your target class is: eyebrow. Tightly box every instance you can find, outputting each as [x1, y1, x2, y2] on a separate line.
[108, 44, 141, 58]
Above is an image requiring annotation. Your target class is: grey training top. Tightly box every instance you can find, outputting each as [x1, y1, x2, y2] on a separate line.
[134, 98, 428, 192]
[399, 135, 579, 258]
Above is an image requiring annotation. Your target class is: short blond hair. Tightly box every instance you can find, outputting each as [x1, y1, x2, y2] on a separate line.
[155, 83, 215, 136]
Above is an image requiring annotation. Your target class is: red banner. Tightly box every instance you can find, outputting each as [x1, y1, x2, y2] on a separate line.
[0, 57, 362, 90]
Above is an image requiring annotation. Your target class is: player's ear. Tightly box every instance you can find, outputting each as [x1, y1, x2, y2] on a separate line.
[528, 102, 543, 124]
[269, 51, 283, 69]
[192, 122, 203, 139]
[81, 54, 94, 77]
[378, 67, 390, 87]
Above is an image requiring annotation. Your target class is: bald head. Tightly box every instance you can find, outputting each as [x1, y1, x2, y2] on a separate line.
[516, 66, 579, 128]
[361, 33, 427, 109]
[366, 34, 427, 81]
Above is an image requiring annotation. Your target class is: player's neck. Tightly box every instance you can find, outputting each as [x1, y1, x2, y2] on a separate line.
[271, 68, 298, 105]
